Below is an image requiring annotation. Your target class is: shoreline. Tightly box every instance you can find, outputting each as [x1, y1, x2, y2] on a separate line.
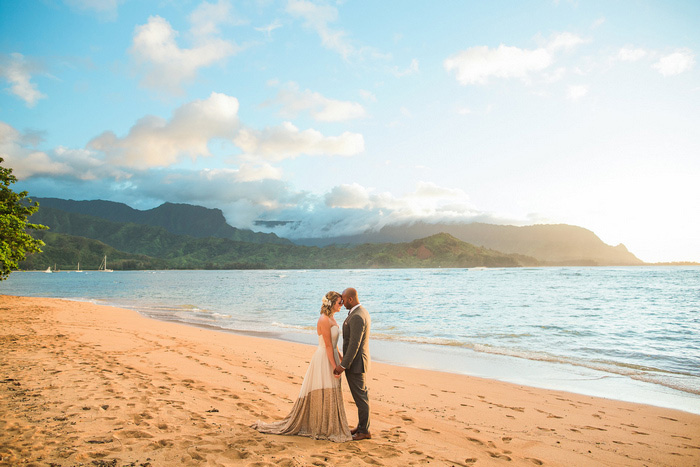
[168, 319, 700, 415]
[5, 289, 700, 415]
[110, 297, 700, 416]
[2, 294, 699, 466]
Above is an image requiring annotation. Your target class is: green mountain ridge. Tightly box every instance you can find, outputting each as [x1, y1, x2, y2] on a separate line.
[23, 205, 538, 269]
[295, 221, 644, 266]
[25, 197, 645, 267]
[33, 198, 290, 245]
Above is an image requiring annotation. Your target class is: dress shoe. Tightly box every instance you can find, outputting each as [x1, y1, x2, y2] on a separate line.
[350, 426, 359, 435]
[352, 432, 372, 441]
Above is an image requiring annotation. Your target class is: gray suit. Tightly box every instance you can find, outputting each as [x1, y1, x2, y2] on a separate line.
[340, 305, 371, 433]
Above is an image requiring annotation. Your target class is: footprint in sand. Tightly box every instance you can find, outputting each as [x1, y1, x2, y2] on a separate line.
[119, 430, 154, 439]
[582, 426, 607, 432]
[418, 426, 440, 433]
[380, 426, 407, 444]
[153, 438, 175, 448]
[487, 451, 512, 461]
[445, 458, 477, 466]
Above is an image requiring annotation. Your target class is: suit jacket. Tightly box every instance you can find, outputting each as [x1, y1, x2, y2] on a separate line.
[340, 305, 371, 373]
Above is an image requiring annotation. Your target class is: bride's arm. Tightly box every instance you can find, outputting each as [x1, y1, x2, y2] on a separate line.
[318, 316, 338, 369]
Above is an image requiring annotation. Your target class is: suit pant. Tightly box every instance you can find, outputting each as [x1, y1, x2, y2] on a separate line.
[345, 372, 370, 433]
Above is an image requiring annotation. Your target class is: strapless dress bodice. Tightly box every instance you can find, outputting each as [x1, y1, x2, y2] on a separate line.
[317, 324, 340, 348]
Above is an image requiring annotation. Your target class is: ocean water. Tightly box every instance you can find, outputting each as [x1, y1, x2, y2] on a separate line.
[3, 267, 699, 414]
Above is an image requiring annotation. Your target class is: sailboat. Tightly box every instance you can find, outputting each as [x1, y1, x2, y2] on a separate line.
[44, 266, 52, 273]
[76, 262, 82, 272]
[98, 255, 113, 272]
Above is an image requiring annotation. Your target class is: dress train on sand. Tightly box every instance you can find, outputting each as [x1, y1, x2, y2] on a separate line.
[252, 325, 352, 443]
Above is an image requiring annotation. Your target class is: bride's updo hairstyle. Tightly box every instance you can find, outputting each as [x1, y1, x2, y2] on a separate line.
[320, 291, 341, 316]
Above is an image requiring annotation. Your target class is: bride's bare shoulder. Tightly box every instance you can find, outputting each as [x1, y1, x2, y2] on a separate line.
[317, 314, 331, 329]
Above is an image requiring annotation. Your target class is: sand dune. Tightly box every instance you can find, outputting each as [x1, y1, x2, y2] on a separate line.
[1, 295, 698, 466]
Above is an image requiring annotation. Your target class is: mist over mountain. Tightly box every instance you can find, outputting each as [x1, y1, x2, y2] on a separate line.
[28, 198, 643, 267]
[23, 206, 537, 270]
[293, 222, 643, 266]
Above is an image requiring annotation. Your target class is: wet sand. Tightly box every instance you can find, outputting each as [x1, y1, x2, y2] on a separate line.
[1, 295, 698, 466]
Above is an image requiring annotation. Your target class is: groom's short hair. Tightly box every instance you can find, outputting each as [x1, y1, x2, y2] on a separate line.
[343, 287, 358, 302]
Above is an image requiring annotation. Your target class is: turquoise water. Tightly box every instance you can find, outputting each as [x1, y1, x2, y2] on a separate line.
[3, 267, 699, 413]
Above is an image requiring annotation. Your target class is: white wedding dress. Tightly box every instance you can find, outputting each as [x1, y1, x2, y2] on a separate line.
[252, 325, 352, 442]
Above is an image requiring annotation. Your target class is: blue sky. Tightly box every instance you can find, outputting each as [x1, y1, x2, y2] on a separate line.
[1, 0, 698, 262]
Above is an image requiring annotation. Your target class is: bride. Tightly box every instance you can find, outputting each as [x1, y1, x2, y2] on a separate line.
[252, 291, 352, 442]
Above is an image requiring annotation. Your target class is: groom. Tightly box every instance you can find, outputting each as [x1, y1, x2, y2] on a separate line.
[334, 287, 371, 440]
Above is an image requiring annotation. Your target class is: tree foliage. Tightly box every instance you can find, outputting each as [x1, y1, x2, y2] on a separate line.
[0, 157, 47, 280]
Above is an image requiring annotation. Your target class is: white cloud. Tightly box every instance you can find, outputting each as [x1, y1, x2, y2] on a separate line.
[566, 84, 588, 101]
[591, 17, 606, 29]
[391, 58, 419, 77]
[445, 44, 552, 85]
[546, 32, 587, 52]
[263, 181, 484, 239]
[255, 20, 282, 38]
[325, 183, 372, 209]
[132, 168, 302, 223]
[236, 162, 283, 182]
[653, 49, 695, 76]
[0, 122, 69, 178]
[0, 121, 125, 180]
[542, 66, 566, 83]
[234, 121, 364, 161]
[189, 0, 244, 37]
[0, 53, 46, 107]
[286, 0, 354, 59]
[64, 0, 123, 21]
[130, 15, 239, 94]
[413, 181, 468, 199]
[88, 92, 240, 168]
[617, 46, 648, 62]
[359, 89, 377, 102]
[270, 82, 366, 122]
[445, 32, 586, 85]
[328, 181, 471, 215]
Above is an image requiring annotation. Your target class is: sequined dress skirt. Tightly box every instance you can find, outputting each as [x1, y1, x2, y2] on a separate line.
[252, 326, 352, 443]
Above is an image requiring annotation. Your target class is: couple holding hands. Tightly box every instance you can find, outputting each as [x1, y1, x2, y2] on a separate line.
[253, 288, 371, 442]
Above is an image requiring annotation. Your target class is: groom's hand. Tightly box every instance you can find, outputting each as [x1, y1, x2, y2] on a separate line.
[334, 365, 344, 375]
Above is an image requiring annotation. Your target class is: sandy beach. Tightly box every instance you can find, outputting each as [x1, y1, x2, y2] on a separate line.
[1, 295, 698, 466]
